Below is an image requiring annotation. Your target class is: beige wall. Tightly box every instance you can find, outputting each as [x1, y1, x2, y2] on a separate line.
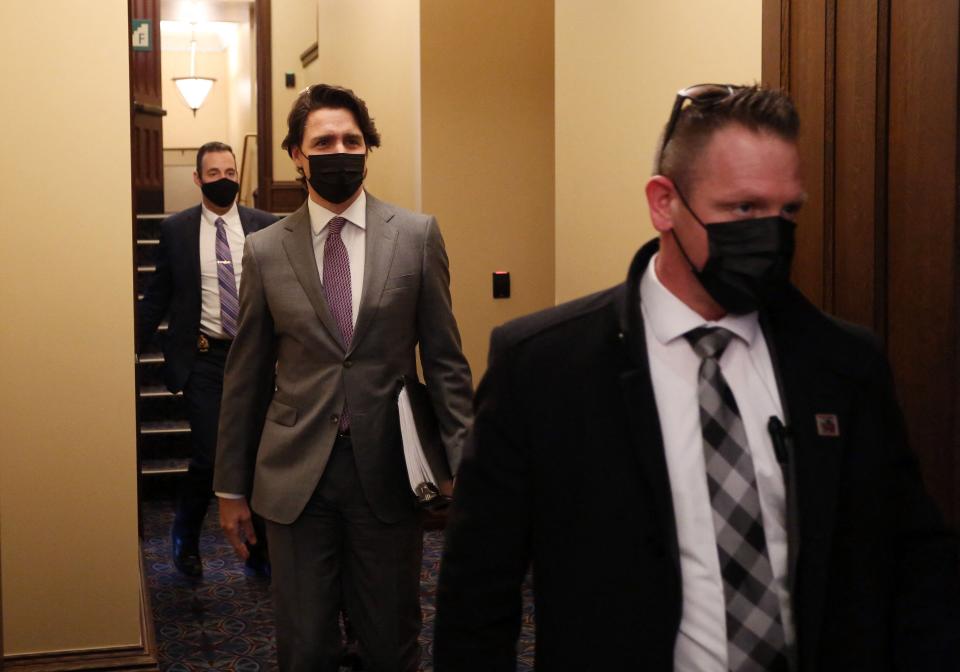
[163, 47, 230, 148]
[271, 0, 321, 183]
[421, 0, 556, 376]
[0, 0, 141, 657]
[311, 0, 422, 210]
[227, 20, 256, 164]
[164, 21, 256, 211]
[554, 0, 762, 302]
[164, 148, 200, 213]
[270, 0, 421, 209]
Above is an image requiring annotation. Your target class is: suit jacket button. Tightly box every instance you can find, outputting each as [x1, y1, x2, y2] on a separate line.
[330, 414, 339, 424]
[343, 360, 352, 368]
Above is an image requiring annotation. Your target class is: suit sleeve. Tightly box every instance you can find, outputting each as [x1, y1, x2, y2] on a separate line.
[871, 355, 960, 668]
[416, 216, 474, 473]
[136, 219, 173, 353]
[214, 234, 277, 496]
[434, 327, 532, 671]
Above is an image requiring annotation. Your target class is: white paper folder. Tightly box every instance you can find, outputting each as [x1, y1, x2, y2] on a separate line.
[397, 375, 453, 509]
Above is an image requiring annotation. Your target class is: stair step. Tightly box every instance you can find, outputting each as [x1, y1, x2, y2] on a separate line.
[140, 385, 180, 399]
[140, 419, 190, 436]
[141, 457, 189, 476]
[136, 213, 167, 240]
[136, 239, 160, 264]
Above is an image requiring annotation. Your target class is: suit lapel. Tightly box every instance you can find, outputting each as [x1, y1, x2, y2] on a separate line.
[618, 241, 681, 571]
[237, 205, 254, 236]
[281, 203, 344, 348]
[763, 297, 849, 664]
[760, 313, 802, 595]
[349, 193, 398, 356]
[187, 205, 202, 297]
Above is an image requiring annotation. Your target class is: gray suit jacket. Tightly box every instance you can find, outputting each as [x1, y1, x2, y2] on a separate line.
[214, 193, 473, 524]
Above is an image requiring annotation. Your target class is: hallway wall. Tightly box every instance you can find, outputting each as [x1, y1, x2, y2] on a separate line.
[0, 0, 142, 658]
[314, 0, 422, 212]
[421, 0, 556, 376]
[554, 0, 763, 303]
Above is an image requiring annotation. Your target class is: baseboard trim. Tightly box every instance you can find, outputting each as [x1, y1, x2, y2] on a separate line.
[3, 544, 159, 672]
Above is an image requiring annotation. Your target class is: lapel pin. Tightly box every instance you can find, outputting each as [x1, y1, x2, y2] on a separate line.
[815, 413, 840, 437]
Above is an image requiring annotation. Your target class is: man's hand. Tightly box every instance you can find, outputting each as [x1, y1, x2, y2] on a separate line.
[218, 496, 256, 561]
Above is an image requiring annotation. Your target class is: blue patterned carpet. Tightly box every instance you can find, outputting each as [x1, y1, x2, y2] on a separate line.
[142, 499, 535, 670]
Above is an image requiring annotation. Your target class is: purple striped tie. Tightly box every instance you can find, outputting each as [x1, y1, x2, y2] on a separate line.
[215, 217, 239, 338]
[323, 216, 353, 430]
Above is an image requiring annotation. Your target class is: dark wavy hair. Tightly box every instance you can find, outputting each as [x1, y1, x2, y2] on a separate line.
[281, 84, 381, 156]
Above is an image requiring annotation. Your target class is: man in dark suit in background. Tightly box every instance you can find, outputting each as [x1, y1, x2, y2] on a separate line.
[435, 85, 959, 671]
[215, 84, 473, 672]
[138, 141, 278, 578]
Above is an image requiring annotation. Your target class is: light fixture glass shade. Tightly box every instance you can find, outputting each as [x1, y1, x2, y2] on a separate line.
[173, 77, 216, 114]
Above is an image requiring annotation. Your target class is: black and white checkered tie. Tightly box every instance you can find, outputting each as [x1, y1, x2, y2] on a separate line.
[685, 326, 789, 672]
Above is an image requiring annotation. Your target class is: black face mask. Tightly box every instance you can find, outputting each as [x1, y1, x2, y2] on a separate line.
[200, 177, 239, 208]
[672, 189, 796, 314]
[305, 152, 365, 204]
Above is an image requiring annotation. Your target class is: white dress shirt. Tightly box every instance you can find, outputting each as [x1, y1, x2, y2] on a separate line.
[640, 253, 795, 671]
[199, 202, 245, 338]
[308, 190, 367, 328]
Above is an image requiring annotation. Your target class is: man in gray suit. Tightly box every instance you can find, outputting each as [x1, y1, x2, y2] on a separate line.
[214, 84, 473, 672]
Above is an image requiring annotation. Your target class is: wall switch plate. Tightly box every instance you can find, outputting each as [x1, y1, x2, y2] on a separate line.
[493, 271, 510, 298]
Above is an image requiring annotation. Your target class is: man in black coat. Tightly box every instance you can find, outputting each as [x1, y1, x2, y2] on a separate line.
[138, 141, 279, 578]
[434, 85, 959, 671]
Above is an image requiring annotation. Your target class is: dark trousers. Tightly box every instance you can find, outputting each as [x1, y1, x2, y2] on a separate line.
[174, 341, 267, 558]
[266, 435, 422, 672]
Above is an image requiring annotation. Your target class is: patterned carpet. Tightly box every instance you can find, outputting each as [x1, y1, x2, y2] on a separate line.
[141, 498, 535, 670]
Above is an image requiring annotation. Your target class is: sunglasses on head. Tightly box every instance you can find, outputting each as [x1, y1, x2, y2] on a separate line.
[659, 83, 744, 162]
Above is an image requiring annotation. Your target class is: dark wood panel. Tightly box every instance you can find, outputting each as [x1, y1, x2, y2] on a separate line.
[767, 0, 960, 527]
[832, 0, 879, 329]
[886, 0, 958, 525]
[761, 0, 788, 89]
[260, 181, 306, 213]
[130, 0, 164, 214]
[130, 0, 161, 106]
[132, 116, 164, 214]
[255, 0, 274, 213]
[822, 0, 837, 311]
[789, 0, 828, 308]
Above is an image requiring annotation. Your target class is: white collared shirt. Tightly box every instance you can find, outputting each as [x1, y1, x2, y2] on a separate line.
[199, 202, 245, 338]
[640, 253, 795, 671]
[308, 190, 367, 328]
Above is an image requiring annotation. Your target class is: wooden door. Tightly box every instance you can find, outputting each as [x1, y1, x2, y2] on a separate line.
[130, 0, 165, 213]
[763, 0, 959, 528]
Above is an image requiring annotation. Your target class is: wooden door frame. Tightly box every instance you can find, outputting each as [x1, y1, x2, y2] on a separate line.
[254, 0, 307, 213]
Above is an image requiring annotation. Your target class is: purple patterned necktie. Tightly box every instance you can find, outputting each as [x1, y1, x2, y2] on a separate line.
[323, 216, 353, 430]
[215, 217, 239, 338]
[685, 326, 789, 672]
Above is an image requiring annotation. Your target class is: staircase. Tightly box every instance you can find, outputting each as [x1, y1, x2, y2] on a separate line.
[136, 213, 192, 496]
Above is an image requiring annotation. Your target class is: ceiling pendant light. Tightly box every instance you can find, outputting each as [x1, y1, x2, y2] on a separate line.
[173, 25, 215, 116]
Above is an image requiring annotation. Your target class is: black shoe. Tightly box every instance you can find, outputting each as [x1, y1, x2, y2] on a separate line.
[171, 531, 202, 578]
[339, 651, 364, 671]
[244, 543, 271, 579]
